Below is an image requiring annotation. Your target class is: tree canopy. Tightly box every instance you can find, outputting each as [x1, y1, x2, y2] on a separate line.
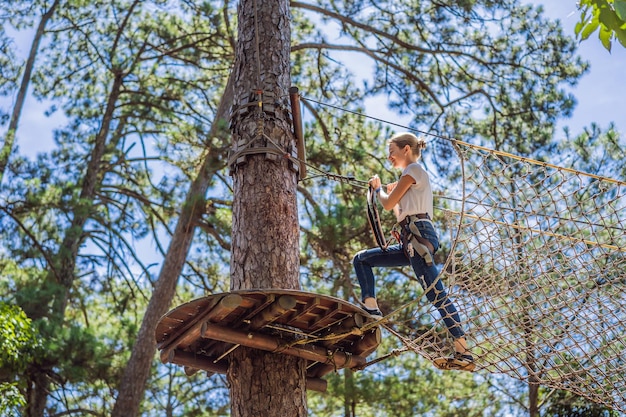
[0, 0, 623, 416]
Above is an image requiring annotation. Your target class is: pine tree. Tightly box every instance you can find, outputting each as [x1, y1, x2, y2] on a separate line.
[227, 0, 306, 415]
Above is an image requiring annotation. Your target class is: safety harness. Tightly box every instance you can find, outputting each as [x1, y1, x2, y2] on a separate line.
[366, 186, 435, 265]
[395, 214, 435, 266]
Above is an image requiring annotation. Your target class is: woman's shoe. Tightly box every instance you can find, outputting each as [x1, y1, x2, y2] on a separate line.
[433, 352, 475, 371]
[449, 352, 475, 371]
[363, 307, 383, 320]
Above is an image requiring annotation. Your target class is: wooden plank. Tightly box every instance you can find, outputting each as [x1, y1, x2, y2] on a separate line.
[155, 297, 219, 346]
[285, 297, 321, 327]
[200, 322, 365, 370]
[154, 316, 186, 344]
[249, 295, 297, 331]
[163, 302, 206, 324]
[158, 294, 243, 354]
[241, 293, 275, 322]
[168, 349, 328, 393]
[308, 303, 351, 332]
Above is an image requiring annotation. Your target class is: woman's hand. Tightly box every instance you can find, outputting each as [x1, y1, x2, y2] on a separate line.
[369, 175, 381, 190]
[386, 181, 398, 193]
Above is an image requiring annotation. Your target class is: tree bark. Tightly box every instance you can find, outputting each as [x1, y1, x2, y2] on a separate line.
[529, 381, 539, 417]
[111, 75, 234, 417]
[227, 0, 306, 415]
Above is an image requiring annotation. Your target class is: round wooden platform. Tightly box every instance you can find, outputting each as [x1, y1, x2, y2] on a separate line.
[155, 289, 381, 392]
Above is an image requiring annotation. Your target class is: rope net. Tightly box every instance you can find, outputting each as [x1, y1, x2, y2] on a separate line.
[383, 139, 626, 411]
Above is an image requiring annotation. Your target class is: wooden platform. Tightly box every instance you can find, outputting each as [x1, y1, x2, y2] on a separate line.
[155, 289, 381, 392]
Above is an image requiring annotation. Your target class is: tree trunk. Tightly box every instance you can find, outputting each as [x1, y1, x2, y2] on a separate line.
[529, 382, 539, 417]
[111, 75, 234, 417]
[25, 369, 48, 417]
[25, 71, 123, 417]
[227, 0, 306, 415]
[0, 0, 59, 185]
[344, 368, 356, 417]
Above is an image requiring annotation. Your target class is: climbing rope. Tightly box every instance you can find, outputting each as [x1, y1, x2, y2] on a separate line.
[294, 94, 626, 412]
[227, 85, 626, 411]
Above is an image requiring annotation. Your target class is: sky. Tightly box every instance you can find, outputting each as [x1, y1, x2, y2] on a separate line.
[360, 2, 626, 142]
[2, 2, 625, 159]
[533, 2, 626, 136]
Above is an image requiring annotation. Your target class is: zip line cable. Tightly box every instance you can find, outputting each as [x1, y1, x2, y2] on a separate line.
[291, 94, 626, 412]
[287, 95, 624, 253]
[300, 95, 626, 187]
[235, 83, 626, 408]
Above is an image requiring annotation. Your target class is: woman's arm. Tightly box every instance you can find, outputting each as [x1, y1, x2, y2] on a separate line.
[379, 174, 415, 210]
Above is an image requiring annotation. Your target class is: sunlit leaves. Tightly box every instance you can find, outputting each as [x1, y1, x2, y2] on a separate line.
[576, 0, 626, 51]
[0, 0, 613, 415]
[0, 302, 40, 372]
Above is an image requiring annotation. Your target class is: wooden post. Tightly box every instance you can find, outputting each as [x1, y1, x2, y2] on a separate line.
[289, 86, 306, 179]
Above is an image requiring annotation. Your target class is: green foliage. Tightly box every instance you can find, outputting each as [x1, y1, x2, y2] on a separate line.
[38, 320, 113, 383]
[543, 389, 621, 416]
[0, 303, 39, 417]
[0, 0, 620, 415]
[0, 27, 20, 99]
[310, 353, 497, 416]
[576, 0, 626, 51]
[0, 383, 25, 417]
[558, 123, 625, 180]
[0, 302, 40, 372]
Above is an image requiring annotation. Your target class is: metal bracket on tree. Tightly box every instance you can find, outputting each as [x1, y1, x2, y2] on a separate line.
[228, 87, 300, 176]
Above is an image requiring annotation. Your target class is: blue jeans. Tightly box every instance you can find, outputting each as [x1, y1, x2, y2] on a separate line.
[352, 220, 465, 339]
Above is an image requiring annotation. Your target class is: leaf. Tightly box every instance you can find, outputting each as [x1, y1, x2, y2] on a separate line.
[614, 0, 626, 21]
[598, 3, 623, 30]
[575, 20, 585, 37]
[615, 26, 626, 47]
[580, 13, 600, 40]
[598, 24, 612, 51]
[575, 7, 590, 36]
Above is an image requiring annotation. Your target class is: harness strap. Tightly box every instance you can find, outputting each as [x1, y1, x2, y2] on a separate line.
[399, 213, 430, 226]
[395, 218, 435, 266]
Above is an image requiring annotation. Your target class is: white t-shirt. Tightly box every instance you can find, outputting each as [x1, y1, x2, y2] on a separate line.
[393, 162, 434, 222]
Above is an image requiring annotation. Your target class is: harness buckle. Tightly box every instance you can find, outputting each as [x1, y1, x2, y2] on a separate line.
[398, 219, 435, 265]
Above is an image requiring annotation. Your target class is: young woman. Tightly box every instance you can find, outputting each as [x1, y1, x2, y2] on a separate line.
[352, 132, 473, 369]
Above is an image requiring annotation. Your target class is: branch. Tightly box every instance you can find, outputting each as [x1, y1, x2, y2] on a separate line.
[291, 1, 493, 66]
[0, 204, 61, 282]
[293, 42, 444, 109]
